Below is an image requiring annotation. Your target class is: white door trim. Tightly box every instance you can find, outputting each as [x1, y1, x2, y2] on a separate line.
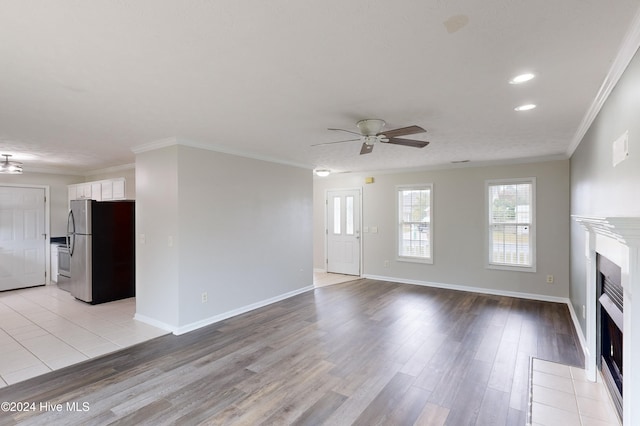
[0, 184, 51, 284]
[325, 187, 362, 276]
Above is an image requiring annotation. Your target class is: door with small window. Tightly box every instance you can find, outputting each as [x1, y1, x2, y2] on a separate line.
[326, 189, 361, 275]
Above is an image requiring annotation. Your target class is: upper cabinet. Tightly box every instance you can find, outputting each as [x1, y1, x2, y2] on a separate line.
[68, 178, 126, 206]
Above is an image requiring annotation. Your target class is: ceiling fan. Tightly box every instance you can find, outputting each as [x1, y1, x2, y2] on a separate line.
[313, 119, 429, 155]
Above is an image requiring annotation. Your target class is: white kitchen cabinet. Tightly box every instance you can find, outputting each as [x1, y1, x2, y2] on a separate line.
[100, 178, 125, 200]
[91, 183, 102, 201]
[101, 180, 113, 200]
[68, 178, 126, 205]
[112, 179, 125, 199]
[51, 244, 59, 283]
[77, 183, 92, 199]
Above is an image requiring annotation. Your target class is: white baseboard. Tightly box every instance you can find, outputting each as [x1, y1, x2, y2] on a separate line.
[135, 275, 589, 354]
[363, 274, 590, 359]
[133, 313, 177, 334]
[167, 285, 315, 335]
[362, 274, 570, 304]
[313, 268, 327, 273]
[566, 301, 588, 360]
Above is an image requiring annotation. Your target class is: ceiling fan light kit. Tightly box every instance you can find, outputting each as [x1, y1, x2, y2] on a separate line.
[356, 119, 386, 136]
[0, 154, 23, 174]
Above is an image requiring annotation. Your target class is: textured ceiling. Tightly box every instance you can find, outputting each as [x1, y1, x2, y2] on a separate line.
[1, 0, 640, 174]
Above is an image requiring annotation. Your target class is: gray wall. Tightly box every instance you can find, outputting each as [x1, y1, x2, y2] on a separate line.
[136, 144, 313, 331]
[0, 172, 83, 237]
[314, 160, 571, 299]
[570, 47, 640, 334]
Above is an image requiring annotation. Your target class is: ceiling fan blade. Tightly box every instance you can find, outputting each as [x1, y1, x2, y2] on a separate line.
[384, 137, 430, 148]
[328, 128, 363, 137]
[311, 138, 361, 147]
[360, 143, 374, 155]
[379, 125, 426, 138]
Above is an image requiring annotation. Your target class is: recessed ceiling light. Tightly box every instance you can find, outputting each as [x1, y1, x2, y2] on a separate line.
[509, 73, 535, 84]
[514, 104, 536, 112]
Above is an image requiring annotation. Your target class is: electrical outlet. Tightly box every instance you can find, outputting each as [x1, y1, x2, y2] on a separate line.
[546, 275, 554, 284]
[201, 292, 208, 303]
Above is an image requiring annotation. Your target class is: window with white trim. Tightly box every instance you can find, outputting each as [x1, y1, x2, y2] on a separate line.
[397, 184, 432, 263]
[486, 178, 536, 271]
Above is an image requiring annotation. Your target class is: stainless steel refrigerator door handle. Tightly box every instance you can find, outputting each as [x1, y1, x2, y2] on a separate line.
[66, 210, 72, 251]
[67, 210, 76, 256]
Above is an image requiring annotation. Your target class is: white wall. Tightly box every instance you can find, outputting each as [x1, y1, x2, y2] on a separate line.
[135, 144, 313, 331]
[135, 146, 180, 327]
[314, 160, 571, 299]
[570, 46, 640, 334]
[0, 172, 83, 237]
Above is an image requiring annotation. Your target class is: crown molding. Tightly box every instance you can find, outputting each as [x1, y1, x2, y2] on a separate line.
[314, 153, 569, 178]
[132, 137, 313, 170]
[567, 7, 640, 157]
[130, 137, 181, 154]
[20, 166, 86, 176]
[84, 163, 135, 176]
[20, 162, 135, 176]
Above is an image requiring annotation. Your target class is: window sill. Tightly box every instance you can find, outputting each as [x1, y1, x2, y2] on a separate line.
[397, 256, 433, 265]
[486, 263, 536, 273]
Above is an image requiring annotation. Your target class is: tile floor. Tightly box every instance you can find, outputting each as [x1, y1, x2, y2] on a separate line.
[313, 271, 361, 287]
[530, 358, 621, 426]
[0, 285, 168, 388]
[0, 273, 357, 388]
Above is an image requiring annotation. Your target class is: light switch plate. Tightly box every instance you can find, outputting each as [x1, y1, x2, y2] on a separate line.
[613, 130, 629, 167]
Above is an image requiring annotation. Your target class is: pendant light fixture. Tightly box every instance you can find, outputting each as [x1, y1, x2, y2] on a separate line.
[0, 154, 23, 174]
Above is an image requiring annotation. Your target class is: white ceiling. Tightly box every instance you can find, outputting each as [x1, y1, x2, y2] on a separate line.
[2, 0, 640, 175]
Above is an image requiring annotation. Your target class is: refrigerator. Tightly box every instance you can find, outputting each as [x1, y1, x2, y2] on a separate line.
[66, 199, 135, 304]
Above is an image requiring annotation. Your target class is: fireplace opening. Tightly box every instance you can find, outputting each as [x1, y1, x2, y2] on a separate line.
[597, 254, 623, 420]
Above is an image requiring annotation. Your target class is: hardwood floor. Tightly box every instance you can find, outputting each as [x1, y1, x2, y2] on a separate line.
[0, 279, 583, 425]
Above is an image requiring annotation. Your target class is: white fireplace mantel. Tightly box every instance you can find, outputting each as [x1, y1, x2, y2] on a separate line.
[573, 215, 640, 424]
[574, 216, 640, 246]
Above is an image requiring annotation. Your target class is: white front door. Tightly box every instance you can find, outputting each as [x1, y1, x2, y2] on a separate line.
[327, 189, 361, 275]
[0, 186, 46, 291]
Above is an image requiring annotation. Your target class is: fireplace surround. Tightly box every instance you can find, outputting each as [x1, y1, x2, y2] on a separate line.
[573, 216, 640, 424]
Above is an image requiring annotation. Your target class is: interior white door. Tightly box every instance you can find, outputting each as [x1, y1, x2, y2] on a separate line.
[0, 186, 46, 291]
[327, 189, 361, 275]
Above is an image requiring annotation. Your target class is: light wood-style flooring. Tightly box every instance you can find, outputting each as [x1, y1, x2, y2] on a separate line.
[0, 279, 583, 425]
